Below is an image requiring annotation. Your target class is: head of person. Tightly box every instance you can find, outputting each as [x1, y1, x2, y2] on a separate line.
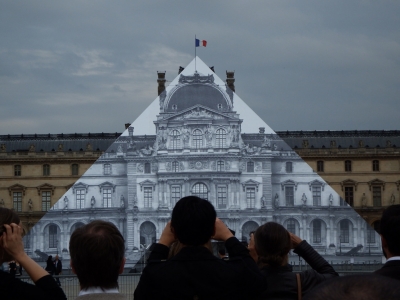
[254, 222, 291, 267]
[304, 274, 400, 300]
[55, 255, 59, 261]
[47, 255, 53, 263]
[69, 220, 125, 290]
[0, 207, 21, 263]
[171, 196, 216, 246]
[380, 204, 400, 258]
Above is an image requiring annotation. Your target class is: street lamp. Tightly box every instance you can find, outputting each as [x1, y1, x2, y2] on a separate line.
[368, 228, 371, 255]
[339, 235, 342, 255]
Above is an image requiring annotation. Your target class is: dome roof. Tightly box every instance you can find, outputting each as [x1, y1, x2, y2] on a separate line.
[165, 84, 231, 112]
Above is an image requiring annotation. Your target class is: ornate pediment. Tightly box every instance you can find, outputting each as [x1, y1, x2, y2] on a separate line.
[72, 182, 89, 194]
[162, 105, 237, 122]
[8, 184, 27, 196]
[340, 179, 358, 191]
[308, 179, 325, 191]
[368, 178, 385, 191]
[36, 183, 56, 195]
[139, 180, 157, 191]
[241, 179, 261, 192]
[99, 181, 116, 193]
[281, 180, 298, 191]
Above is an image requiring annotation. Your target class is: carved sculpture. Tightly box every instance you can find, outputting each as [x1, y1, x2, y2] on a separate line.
[91, 196, 96, 208]
[64, 196, 69, 209]
[301, 193, 307, 205]
[120, 195, 125, 208]
[390, 194, 395, 205]
[28, 199, 33, 211]
[361, 193, 366, 208]
[0, 199, 5, 207]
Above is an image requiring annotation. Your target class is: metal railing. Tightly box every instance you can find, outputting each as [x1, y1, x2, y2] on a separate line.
[19, 274, 141, 300]
[17, 263, 381, 300]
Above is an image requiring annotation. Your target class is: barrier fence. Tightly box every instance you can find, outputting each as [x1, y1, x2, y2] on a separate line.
[18, 263, 382, 300]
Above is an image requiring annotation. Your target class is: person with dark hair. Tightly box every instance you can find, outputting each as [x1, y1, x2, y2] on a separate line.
[374, 204, 400, 280]
[134, 196, 265, 300]
[45, 255, 55, 275]
[54, 255, 62, 286]
[249, 222, 338, 299]
[69, 220, 126, 299]
[0, 207, 66, 300]
[303, 274, 400, 300]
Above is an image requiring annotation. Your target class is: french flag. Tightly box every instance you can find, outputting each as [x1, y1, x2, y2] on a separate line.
[195, 39, 207, 47]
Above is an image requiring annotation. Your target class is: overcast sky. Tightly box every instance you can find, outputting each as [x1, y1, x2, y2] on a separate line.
[1, 1, 399, 135]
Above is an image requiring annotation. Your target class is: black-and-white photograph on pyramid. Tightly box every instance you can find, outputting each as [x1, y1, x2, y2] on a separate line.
[24, 57, 382, 266]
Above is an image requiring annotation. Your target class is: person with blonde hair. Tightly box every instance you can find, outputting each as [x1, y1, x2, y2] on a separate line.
[0, 207, 66, 299]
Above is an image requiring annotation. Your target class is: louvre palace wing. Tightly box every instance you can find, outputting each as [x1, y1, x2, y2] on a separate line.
[25, 56, 382, 267]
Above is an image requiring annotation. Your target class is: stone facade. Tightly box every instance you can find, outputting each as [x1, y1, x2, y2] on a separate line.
[14, 70, 382, 261]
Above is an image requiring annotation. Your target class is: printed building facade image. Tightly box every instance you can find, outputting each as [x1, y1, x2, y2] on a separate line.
[1, 58, 397, 261]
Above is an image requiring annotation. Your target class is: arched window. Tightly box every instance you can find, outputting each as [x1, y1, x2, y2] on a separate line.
[192, 129, 203, 148]
[49, 225, 58, 248]
[140, 221, 156, 246]
[340, 220, 350, 243]
[170, 130, 181, 149]
[172, 161, 179, 172]
[312, 219, 322, 243]
[144, 162, 151, 174]
[71, 222, 85, 234]
[217, 160, 224, 171]
[43, 164, 50, 176]
[192, 183, 208, 200]
[215, 128, 226, 148]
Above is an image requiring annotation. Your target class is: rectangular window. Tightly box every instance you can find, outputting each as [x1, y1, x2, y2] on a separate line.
[171, 186, 181, 206]
[287, 219, 296, 234]
[373, 186, 382, 207]
[286, 162, 293, 173]
[317, 161, 324, 172]
[42, 191, 51, 211]
[43, 164, 50, 176]
[217, 186, 227, 209]
[367, 226, 376, 243]
[285, 186, 294, 206]
[14, 165, 21, 176]
[372, 160, 379, 172]
[247, 162, 254, 172]
[246, 188, 255, 208]
[49, 226, 57, 248]
[340, 221, 350, 243]
[144, 187, 152, 208]
[217, 161, 224, 172]
[76, 189, 85, 209]
[313, 220, 321, 243]
[104, 164, 111, 175]
[339, 197, 346, 206]
[344, 187, 354, 207]
[72, 164, 79, 176]
[13, 192, 22, 212]
[312, 186, 321, 206]
[144, 163, 151, 174]
[103, 188, 112, 208]
[345, 160, 352, 172]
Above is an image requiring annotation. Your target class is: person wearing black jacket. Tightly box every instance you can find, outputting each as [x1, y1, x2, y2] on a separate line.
[249, 222, 338, 299]
[0, 207, 66, 300]
[134, 196, 265, 300]
[374, 204, 400, 280]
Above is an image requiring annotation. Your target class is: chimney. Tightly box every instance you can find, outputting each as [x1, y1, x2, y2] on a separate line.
[128, 127, 134, 136]
[209, 66, 215, 72]
[178, 66, 184, 74]
[226, 71, 235, 92]
[157, 71, 166, 96]
[259, 127, 265, 134]
[125, 123, 131, 130]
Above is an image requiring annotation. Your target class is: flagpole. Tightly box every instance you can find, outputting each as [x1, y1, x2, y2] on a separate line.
[195, 34, 197, 71]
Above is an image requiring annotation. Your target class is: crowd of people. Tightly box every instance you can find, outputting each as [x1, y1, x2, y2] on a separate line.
[0, 200, 400, 300]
